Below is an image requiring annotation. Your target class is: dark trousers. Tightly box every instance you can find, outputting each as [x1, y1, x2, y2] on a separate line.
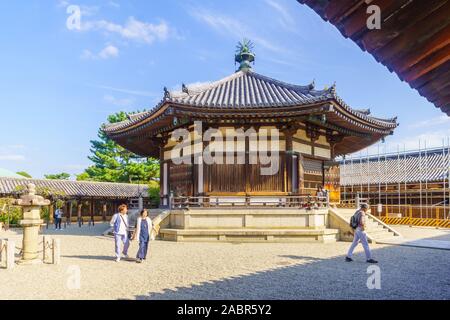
[137, 241, 149, 259]
[55, 218, 62, 229]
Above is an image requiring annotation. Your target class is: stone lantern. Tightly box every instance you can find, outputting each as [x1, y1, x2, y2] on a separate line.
[13, 183, 50, 264]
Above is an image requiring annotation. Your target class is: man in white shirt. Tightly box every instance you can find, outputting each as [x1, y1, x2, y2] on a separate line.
[346, 203, 378, 263]
[110, 204, 130, 262]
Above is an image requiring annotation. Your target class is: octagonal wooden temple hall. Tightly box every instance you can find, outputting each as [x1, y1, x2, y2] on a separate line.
[104, 42, 399, 242]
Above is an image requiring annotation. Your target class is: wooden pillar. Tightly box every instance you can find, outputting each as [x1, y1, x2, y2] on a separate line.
[299, 154, 305, 194]
[283, 126, 296, 193]
[102, 203, 107, 221]
[77, 202, 82, 222]
[68, 201, 73, 223]
[49, 204, 54, 224]
[90, 199, 94, 222]
[64, 202, 69, 224]
[245, 125, 251, 194]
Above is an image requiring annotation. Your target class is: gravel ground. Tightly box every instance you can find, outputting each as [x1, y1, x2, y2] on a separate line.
[1, 223, 449, 300]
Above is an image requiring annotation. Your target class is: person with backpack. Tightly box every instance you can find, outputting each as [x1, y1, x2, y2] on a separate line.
[110, 204, 130, 262]
[345, 203, 378, 263]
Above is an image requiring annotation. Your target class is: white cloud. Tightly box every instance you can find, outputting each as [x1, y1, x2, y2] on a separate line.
[99, 45, 119, 59]
[108, 1, 120, 8]
[62, 164, 89, 171]
[0, 155, 25, 161]
[57, 1, 98, 16]
[89, 84, 156, 97]
[103, 94, 135, 107]
[81, 45, 119, 60]
[57, 0, 69, 8]
[265, 0, 297, 33]
[82, 17, 171, 44]
[408, 115, 450, 129]
[0, 145, 26, 162]
[189, 8, 286, 54]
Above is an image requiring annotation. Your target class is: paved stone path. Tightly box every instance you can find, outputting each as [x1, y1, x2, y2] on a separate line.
[377, 225, 450, 250]
[1, 224, 449, 300]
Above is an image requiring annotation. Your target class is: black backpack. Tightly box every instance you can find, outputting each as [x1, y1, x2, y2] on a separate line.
[349, 211, 361, 229]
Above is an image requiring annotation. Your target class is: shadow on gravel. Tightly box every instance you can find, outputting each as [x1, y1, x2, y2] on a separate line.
[40, 223, 110, 236]
[134, 244, 450, 300]
[62, 254, 137, 263]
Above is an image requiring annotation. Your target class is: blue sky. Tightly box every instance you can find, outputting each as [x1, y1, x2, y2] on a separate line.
[0, 0, 449, 178]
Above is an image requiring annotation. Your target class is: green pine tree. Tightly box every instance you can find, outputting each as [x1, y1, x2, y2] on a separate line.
[77, 111, 159, 183]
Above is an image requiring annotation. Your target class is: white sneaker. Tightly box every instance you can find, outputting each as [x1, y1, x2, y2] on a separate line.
[115, 257, 120, 262]
[122, 254, 129, 259]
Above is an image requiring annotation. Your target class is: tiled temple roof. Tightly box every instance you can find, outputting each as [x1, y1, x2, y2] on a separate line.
[0, 177, 149, 199]
[104, 70, 397, 134]
[340, 149, 450, 185]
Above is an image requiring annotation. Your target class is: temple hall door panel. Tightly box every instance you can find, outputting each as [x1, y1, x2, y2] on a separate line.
[248, 154, 285, 192]
[169, 162, 193, 196]
[205, 163, 246, 193]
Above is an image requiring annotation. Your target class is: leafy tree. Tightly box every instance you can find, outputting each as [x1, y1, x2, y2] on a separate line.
[16, 171, 32, 178]
[77, 111, 160, 183]
[44, 172, 71, 180]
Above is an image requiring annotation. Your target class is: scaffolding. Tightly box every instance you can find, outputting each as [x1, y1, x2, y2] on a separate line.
[340, 139, 450, 220]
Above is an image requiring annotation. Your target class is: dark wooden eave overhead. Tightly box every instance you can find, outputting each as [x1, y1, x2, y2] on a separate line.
[297, 0, 450, 116]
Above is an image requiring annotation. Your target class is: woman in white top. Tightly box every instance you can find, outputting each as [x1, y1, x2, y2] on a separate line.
[133, 209, 153, 263]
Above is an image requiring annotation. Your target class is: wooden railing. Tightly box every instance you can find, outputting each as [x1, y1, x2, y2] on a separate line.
[171, 195, 329, 209]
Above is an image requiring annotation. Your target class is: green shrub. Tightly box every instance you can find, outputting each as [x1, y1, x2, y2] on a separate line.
[0, 198, 22, 225]
[148, 184, 160, 207]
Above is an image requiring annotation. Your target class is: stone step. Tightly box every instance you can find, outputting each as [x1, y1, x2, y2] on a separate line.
[367, 229, 392, 237]
[159, 228, 339, 243]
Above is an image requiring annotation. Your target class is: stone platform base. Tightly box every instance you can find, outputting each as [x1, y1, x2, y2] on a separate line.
[159, 228, 339, 243]
[17, 259, 43, 265]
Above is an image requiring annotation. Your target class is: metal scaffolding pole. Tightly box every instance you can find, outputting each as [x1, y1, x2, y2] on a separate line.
[378, 144, 381, 205]
[425, 141, 429, 218]
[360, 151, 363, 198]
[351, 154, 354, 200]
[447, 137, 450, 219]
[442, 139, 446, 221]
[367, 148, 370, 203]
[404, 144, 407, 211]
[384, 144, 388, 210]
[419, 140, 423, 218]
[397, 145, 401, 213]
[342, 159, 346, 202]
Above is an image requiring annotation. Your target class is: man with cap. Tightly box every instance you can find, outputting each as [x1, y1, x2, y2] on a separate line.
[345, 203, 378, 263]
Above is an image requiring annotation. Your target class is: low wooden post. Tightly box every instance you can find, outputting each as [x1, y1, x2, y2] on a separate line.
[52, 238, 60, 265]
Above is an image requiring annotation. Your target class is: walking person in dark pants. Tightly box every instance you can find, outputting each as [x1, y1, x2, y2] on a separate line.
[133, 209, 153, 263]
